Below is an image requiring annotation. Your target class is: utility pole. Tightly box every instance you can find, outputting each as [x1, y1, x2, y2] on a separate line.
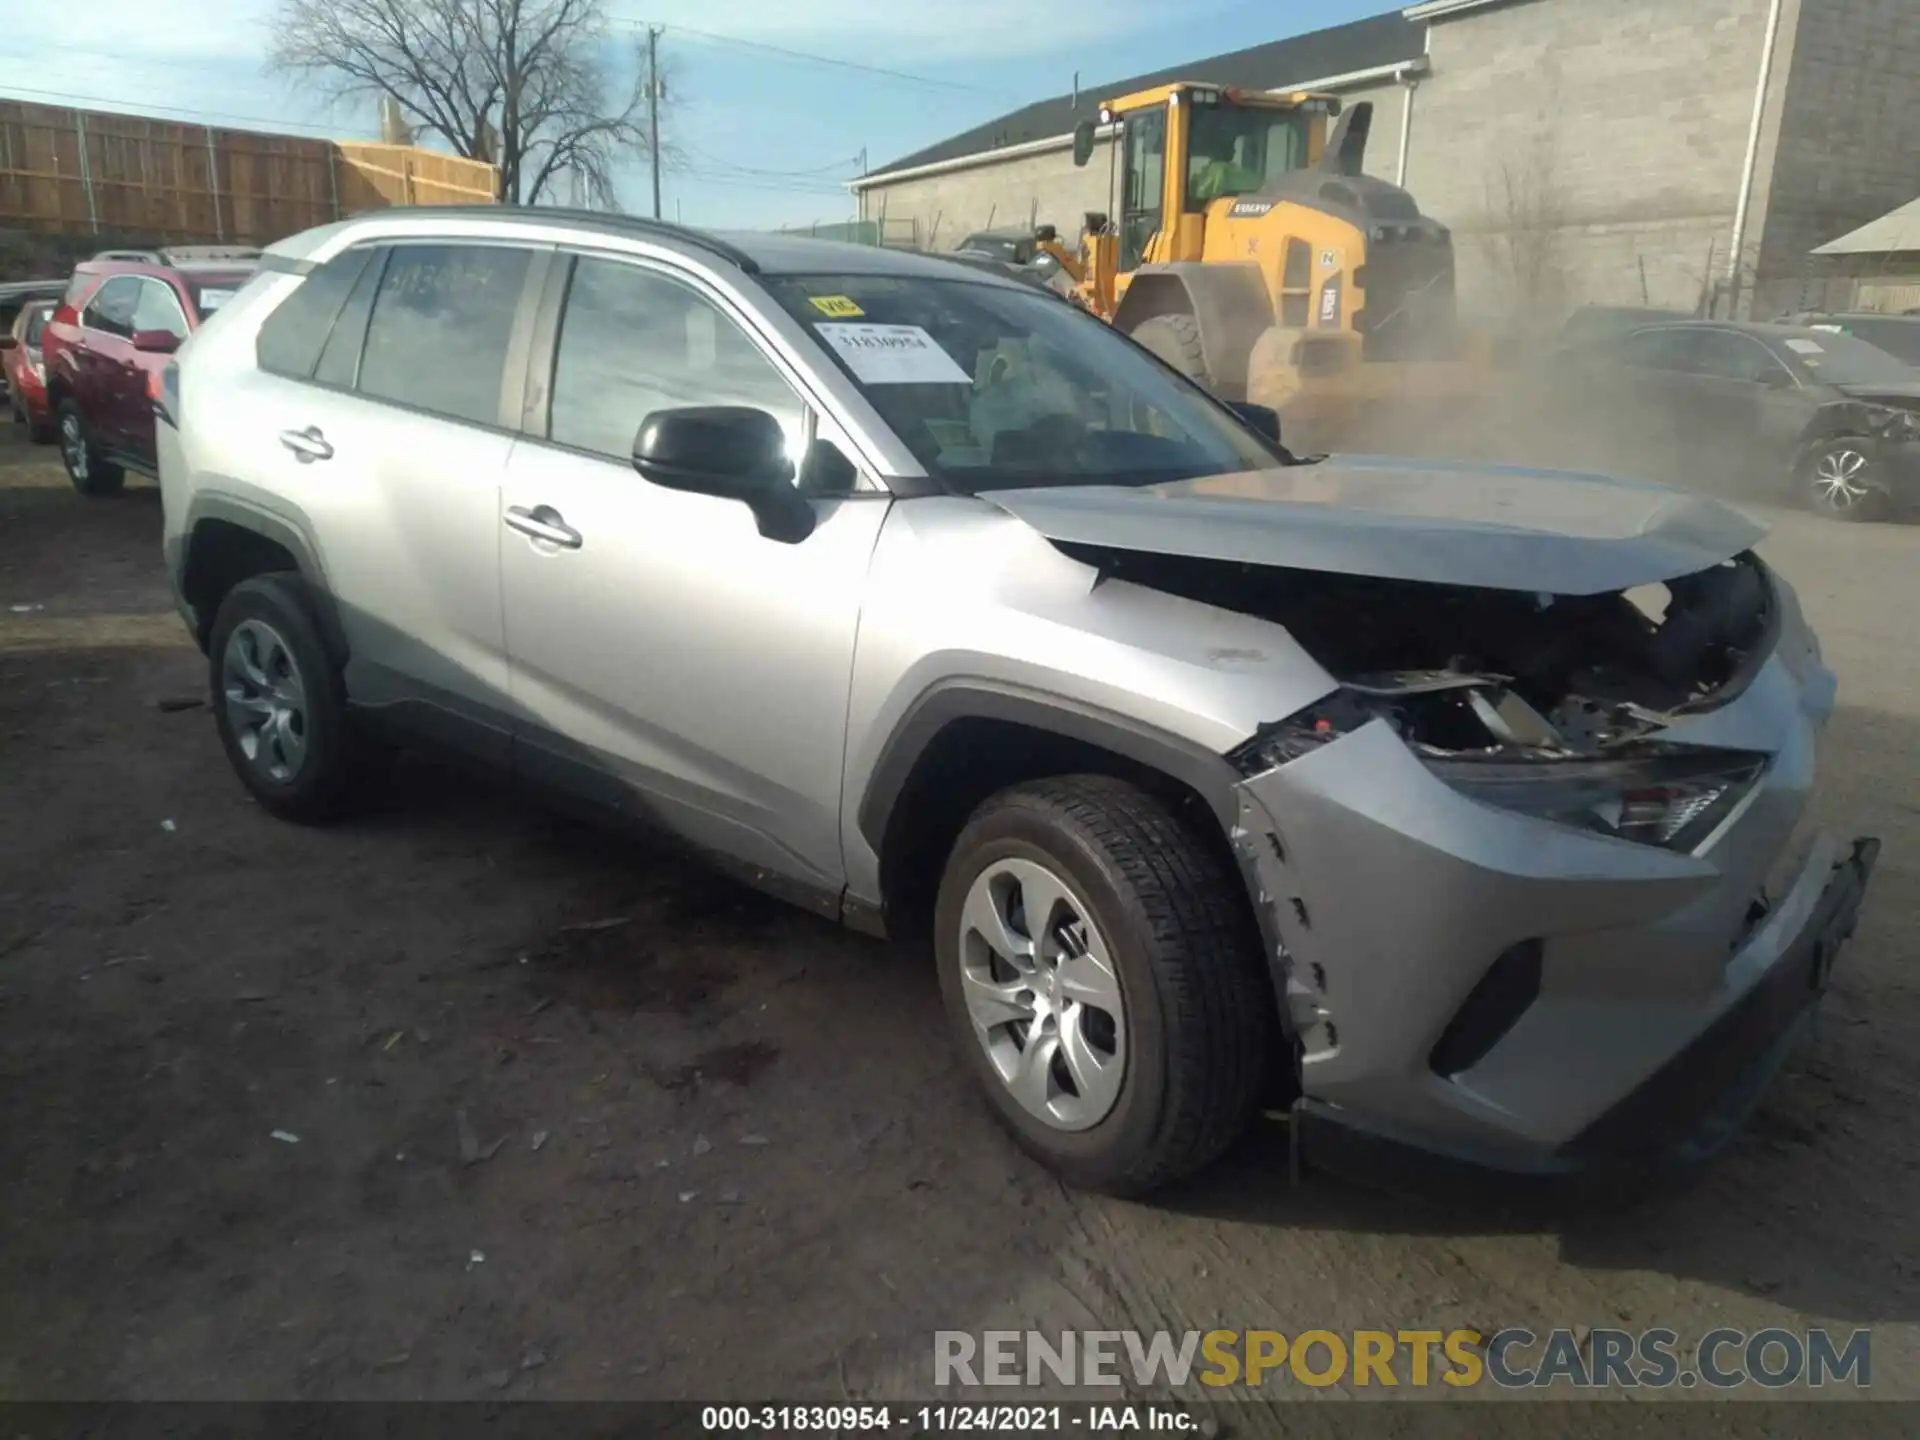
[647, 24, 665, 220]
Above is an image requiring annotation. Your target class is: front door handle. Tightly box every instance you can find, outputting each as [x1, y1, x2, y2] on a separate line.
[278, 425, 333, 463]
[504, 504, 583, 549]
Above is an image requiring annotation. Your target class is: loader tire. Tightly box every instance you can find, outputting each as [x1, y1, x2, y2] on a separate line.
[1131, 314, 1213, 392]
[1244, 325, 1309, 414]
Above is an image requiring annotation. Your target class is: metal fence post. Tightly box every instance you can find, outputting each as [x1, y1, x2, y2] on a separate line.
[74, 112, 100, 233]
[204, 127, 224, 241]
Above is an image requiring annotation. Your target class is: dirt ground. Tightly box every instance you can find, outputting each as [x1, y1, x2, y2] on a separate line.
[2, 421, 1917, 1417]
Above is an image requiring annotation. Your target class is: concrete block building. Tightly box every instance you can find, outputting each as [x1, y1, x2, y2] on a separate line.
[850, 0, 1920, 321]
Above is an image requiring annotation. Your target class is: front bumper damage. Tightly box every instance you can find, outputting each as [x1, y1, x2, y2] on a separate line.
[1226, 615, 1879, 1174]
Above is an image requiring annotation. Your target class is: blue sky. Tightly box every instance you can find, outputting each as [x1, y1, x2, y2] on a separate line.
[0, 0, 1387, 230]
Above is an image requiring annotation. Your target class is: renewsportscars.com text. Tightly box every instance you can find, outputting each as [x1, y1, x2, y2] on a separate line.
[934, 1327, 1871, 1390]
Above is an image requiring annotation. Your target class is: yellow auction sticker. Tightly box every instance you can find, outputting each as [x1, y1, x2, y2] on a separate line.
[809, 295, 865, 318]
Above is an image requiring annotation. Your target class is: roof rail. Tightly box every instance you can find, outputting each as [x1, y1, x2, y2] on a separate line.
[92, 248, 164, 263]
[350, 205, 762, 275]
[160, 244, 264, 263]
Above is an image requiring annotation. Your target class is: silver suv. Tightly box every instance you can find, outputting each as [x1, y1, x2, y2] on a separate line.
[159, 208, 1877, 1195]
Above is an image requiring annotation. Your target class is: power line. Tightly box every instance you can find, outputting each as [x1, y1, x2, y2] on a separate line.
[678, 142, 861, 180]
[619, 18, 1019, 99]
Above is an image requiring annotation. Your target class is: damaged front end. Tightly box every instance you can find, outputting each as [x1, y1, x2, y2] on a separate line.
[1073, 540, 1875, 1170]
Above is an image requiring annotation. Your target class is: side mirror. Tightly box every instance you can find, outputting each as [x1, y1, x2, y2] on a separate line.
[1759, 367, 1794, 389]
[1083, 211, 1109, 236]
[131, 328, 180, 354]
[631, 405, 816, 544]
[1071, 119, 1097, 168]
[1228, 400, 1283, 446]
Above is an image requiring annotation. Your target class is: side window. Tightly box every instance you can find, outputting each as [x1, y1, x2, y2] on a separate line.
[1614, 328, 1697, 372]
[1120, 107, 1168, 271]
[1692, 332, 1781, 383]
[83, 277, 139, 338]
[256, 247, 376, 379]
[131, 279, 189, 339]
[357, 243, 531, 426]
[548, 256, 807, 468]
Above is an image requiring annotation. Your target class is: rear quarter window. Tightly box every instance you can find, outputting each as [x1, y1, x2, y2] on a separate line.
[256, 248, 378, 378]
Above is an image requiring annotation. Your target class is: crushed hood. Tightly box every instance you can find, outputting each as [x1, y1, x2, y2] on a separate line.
[984, 454, 1769, 595]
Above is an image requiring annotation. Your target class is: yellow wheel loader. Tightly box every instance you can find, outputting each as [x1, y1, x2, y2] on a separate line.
[1048, 82, 1483, 452]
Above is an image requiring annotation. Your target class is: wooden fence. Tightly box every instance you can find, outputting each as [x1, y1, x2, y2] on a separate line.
[0, 99, 497, 247]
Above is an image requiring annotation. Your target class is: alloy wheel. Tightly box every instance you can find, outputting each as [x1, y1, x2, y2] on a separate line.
[221, 618, 310, 783]
[1813, 446, 1871, 509]
[956, 858, 1126, 1132]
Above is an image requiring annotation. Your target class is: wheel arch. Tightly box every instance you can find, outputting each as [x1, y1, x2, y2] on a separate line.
[179, 496, 345, 659]
[1112, 264, 1274, 399]
[856, 680, 1248, 938]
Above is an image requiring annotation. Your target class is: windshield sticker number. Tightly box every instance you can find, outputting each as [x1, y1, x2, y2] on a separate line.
[196, 288, 238, 312]
[808, 295, 864, 318]
[816, 323, 971, 384]
[1785, 338, 1825, 354]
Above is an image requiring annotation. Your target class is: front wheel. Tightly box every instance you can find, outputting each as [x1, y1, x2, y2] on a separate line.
[934, 775, 1273, 1196]
[1803, 437, 1887, 522]
[57, 399, 125, 497]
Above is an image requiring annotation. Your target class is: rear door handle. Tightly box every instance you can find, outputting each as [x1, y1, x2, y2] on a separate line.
[504, 504, 583, 549]
[278, 425, 333, 463]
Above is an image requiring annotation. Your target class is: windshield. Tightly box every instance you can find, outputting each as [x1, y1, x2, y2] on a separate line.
[1185, 101, 1310, 206]
[1779, 330, 1916, 387]
[1820, 319, 1920, 367]
[767, 274, 1281, 493]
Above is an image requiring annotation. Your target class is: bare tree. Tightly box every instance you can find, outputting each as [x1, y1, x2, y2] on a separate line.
[269, 0, 663, 207]
[1479, 142, 1570, 332]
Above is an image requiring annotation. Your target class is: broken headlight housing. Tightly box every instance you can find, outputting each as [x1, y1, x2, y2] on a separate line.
[1426, 750, 1766, 851]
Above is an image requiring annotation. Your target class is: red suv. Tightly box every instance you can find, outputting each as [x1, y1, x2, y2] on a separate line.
[42, 249, 257, 495]
[2, 298, 58, 442]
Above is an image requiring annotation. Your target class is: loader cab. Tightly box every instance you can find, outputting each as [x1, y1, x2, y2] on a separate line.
[1078, 85, 1335, 292]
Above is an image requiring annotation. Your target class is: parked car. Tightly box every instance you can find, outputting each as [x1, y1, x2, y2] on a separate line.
[1541, 320, 1920, 520]
[1, 299, 58, 441]
[1555, 304, 1693, 348]
[159, 208, 1874, 1195]
[0, 279, 68, 405]
[1780, 311, 1920, 367]
[41, 253, 256, 494]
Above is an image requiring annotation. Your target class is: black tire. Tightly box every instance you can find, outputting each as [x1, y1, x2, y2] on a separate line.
[56, 398, 125, 497]
[934, 775, 1273, 1196]
[1801, 437, 1887, 522]
[207, 574, 362, 823]
[1130, 313, 1214, 391]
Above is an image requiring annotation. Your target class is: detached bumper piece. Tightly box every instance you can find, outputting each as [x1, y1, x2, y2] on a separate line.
[1562, 836, 1880, 1165]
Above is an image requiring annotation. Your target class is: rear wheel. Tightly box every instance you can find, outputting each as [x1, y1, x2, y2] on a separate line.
[934, 775, 1272, 1196]
[1803, 437, 1886, 522]
[1130, 313, 1213, 392]
[57, 399, 125, 497]
[208, 575, 364, 823]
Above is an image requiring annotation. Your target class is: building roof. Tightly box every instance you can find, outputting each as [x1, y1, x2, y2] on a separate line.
[1812, 197, 1920, 257]
[856, 9, 1427, 187]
